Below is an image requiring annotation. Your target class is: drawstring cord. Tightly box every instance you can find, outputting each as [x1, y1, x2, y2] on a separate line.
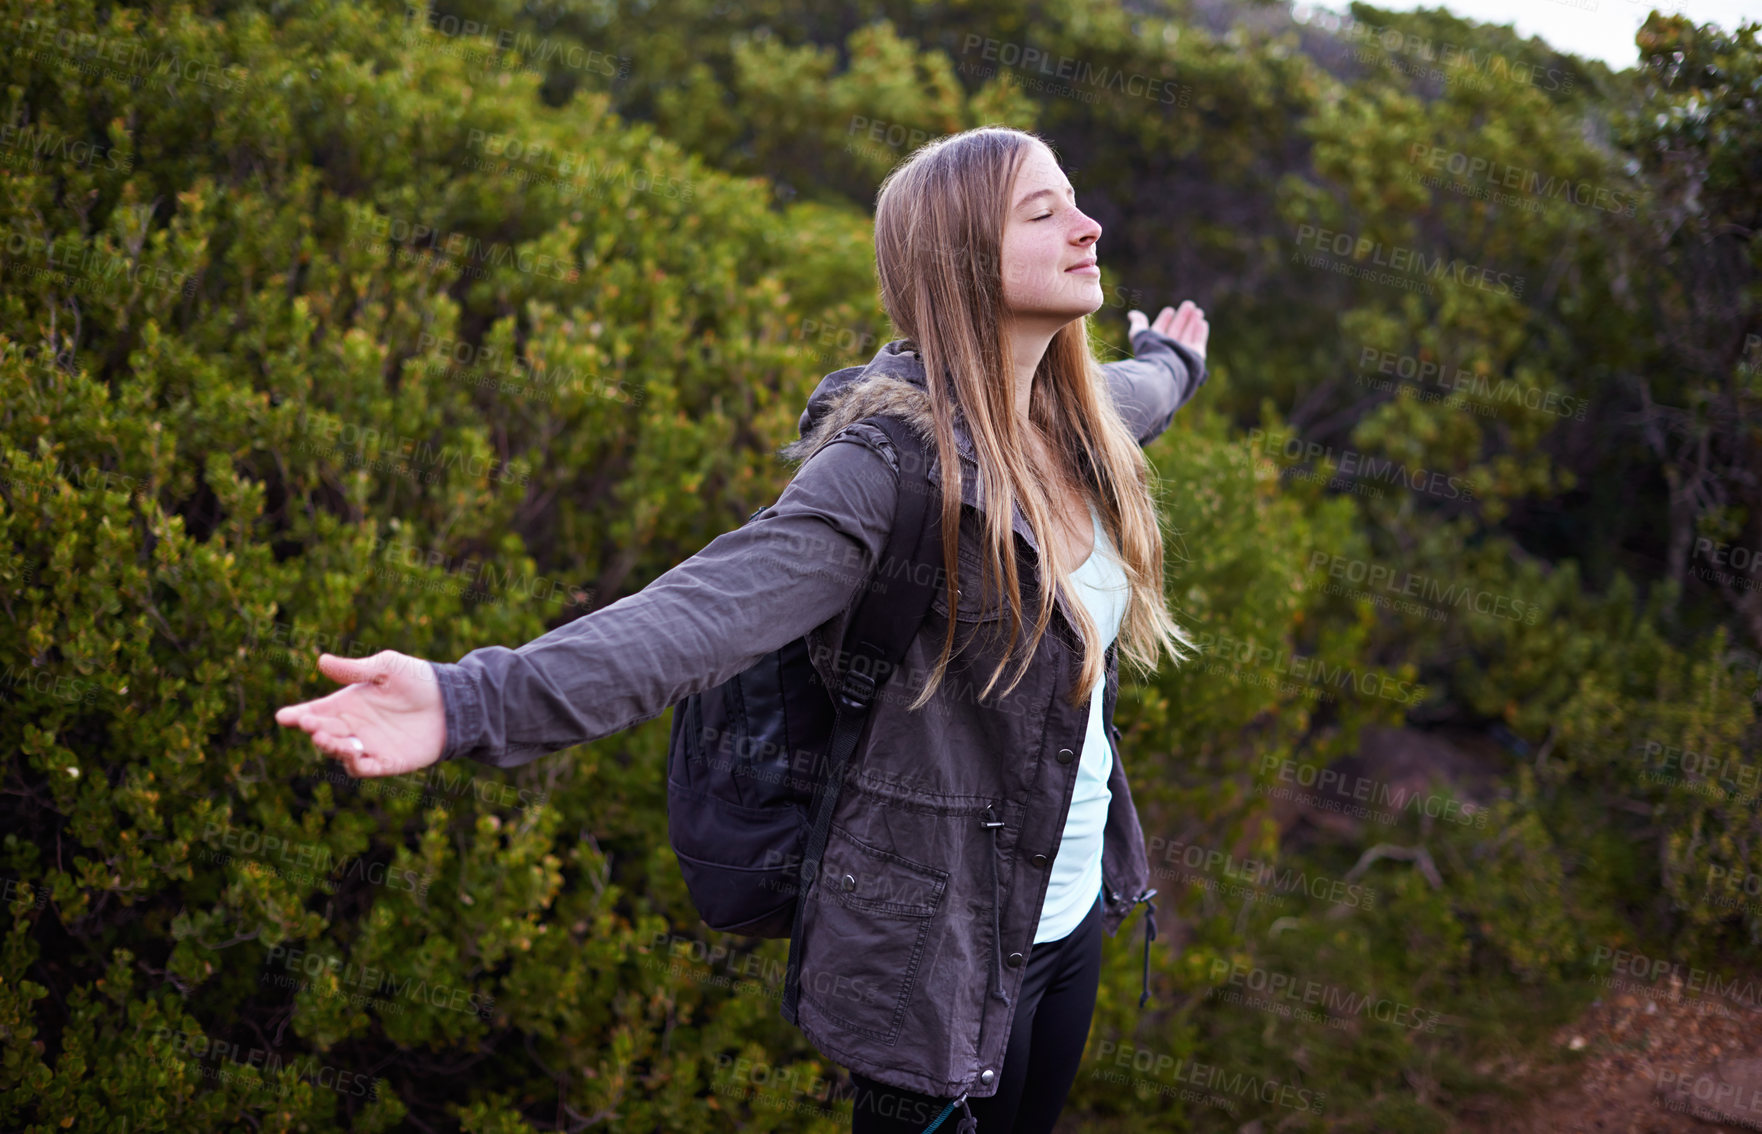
[1134, 888, 1159, 1009]
[918, 1092, 975, 1133]
[980, 804, 1009, 1005]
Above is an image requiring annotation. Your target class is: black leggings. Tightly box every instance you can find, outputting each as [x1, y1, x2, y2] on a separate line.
[847, 889, 1104, 1134]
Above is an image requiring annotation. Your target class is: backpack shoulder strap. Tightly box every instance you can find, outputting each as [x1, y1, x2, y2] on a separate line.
[781, 412, 944, 1025]
[840, 414, 944, 690]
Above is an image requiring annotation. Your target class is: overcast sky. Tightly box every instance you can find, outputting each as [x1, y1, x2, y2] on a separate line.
[1296, 0, 1758, 71]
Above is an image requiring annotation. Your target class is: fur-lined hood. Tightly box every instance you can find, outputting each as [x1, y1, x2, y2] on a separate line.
[777, 339, 952, 468]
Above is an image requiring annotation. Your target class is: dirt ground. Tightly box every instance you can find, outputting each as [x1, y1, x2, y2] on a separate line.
[1454, 970, 1762, 1133]
[1292, 727, 1762, 1132]
[1174, 725, 1762, 1133]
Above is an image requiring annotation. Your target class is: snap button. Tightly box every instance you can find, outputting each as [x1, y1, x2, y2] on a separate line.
[1057, 747, 1075, 764]
[1031, 853, 1049, 868]
[841, 874, 856, 892]
[980, 1068, 995, 1086]
[1007, 951, 1025, 968]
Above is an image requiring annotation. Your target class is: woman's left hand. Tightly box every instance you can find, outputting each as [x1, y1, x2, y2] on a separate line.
[1128, 301, 1208, 361]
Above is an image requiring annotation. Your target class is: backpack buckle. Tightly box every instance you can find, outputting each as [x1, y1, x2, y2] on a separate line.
[838, 668, 878, 712]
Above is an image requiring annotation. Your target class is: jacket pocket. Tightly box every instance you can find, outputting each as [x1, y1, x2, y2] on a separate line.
[799, 822, 948, 1045]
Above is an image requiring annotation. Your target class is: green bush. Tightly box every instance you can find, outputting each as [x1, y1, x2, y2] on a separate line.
[2, 1, 1758, 1131]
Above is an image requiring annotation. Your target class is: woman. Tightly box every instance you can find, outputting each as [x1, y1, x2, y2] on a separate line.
[276, 125, 1209, 1133]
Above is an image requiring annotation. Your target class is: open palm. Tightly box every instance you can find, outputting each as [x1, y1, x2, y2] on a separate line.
[1128, 301, 1208, 361]
[274, 651, 447, 778]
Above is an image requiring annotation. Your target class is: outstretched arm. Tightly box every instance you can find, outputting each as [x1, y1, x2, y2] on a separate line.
[1102, 301, 1211, 447]
[275, 428, 902, 775]
[432, 432, 899, 768]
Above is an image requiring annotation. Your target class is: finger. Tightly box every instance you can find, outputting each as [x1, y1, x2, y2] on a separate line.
[1152, 305, 1179, 336]
[275, 684, 361, 727]
[316, 651, 392, 688]
[276, 707, 321, 736]
[1175, 303, 1205, 342]
[348, 752, 397, 779]
[309, 726, 363, 762]
[328, 740, 394, 779]
[1126, 310, 1147, 336]
[276, 658, 379, 726]
[289, 710, 356, 740]
[326, 739, 361, 771]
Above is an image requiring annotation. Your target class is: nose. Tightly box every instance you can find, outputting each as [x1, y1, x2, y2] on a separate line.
[1075, 213, 1101, 247]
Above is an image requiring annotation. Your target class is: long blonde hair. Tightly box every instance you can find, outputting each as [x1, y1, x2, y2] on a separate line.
[876, 125, 1198, 711]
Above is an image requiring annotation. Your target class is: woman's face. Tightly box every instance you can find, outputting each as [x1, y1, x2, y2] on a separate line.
[998, 143, 1104, 329]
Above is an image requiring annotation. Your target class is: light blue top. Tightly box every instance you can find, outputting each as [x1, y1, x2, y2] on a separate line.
[1034, 500, 1132, 944]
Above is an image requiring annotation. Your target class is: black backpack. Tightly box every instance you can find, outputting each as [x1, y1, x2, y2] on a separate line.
[664, 414, 946, 1025]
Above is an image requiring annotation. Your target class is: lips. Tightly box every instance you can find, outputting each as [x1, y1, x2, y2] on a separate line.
[1066, 259, 1099, 274]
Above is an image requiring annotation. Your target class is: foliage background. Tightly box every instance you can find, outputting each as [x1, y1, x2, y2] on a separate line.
[0, 0, 1758, 1130]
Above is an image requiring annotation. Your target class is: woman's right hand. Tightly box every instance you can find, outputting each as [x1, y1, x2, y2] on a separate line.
[274, 651, 448, 778]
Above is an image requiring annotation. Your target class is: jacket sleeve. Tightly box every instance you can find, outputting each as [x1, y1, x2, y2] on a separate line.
[429, 428, 902, 768]
[1102, 326, 1209, 447]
